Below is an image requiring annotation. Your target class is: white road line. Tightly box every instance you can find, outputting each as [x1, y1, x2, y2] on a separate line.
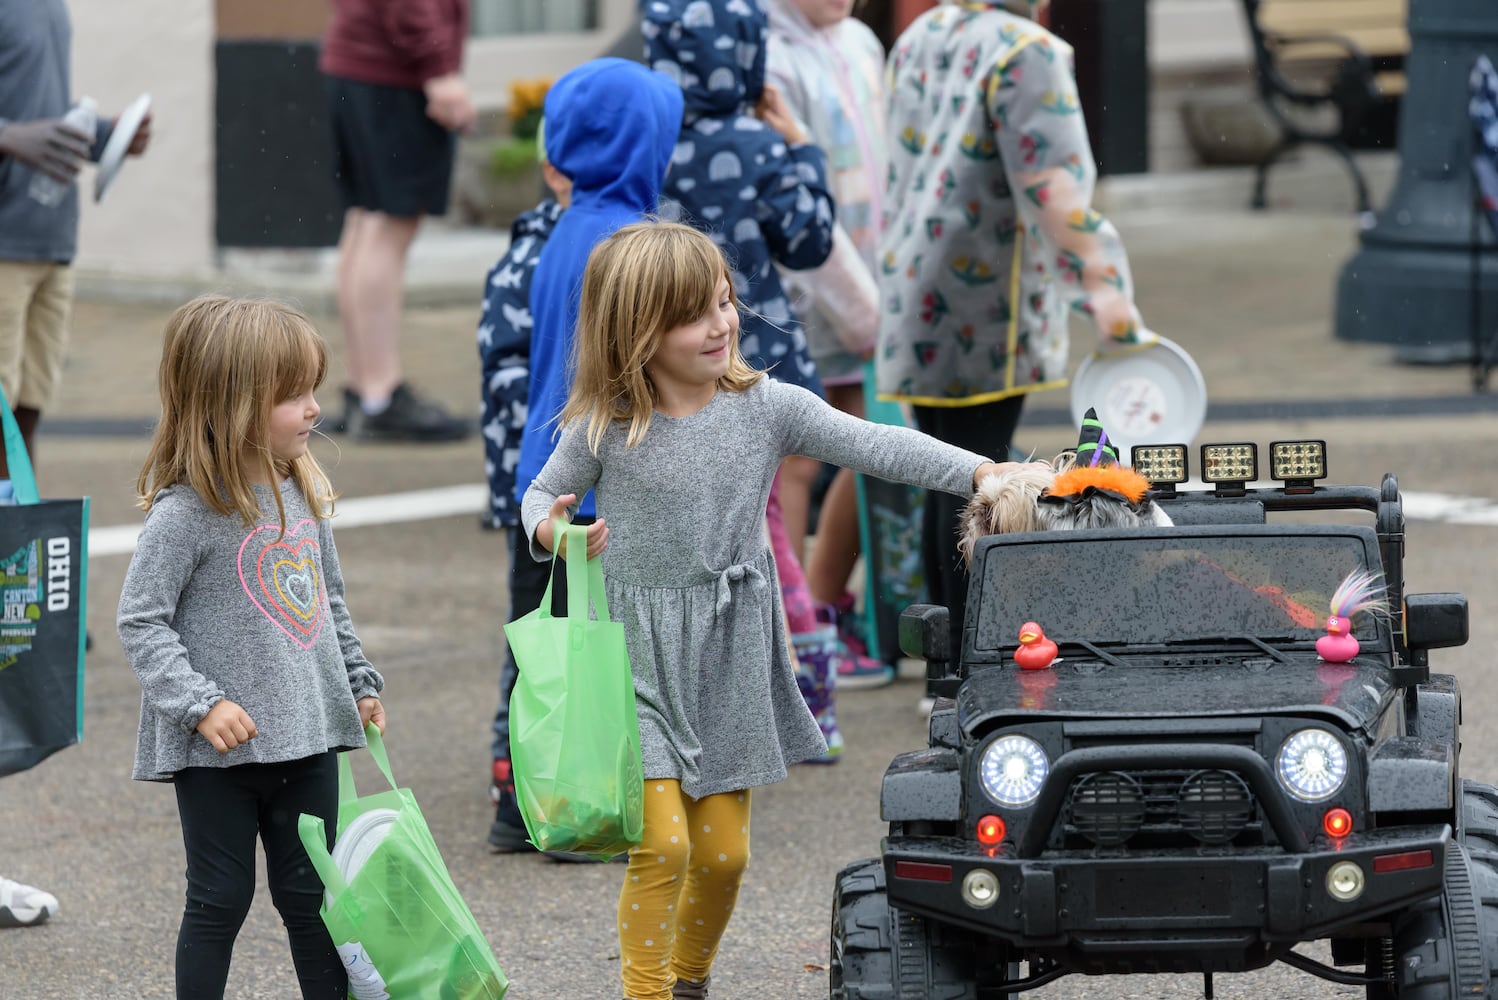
[1403, 491, 1498, 527]
[83, 481, 1498, 560]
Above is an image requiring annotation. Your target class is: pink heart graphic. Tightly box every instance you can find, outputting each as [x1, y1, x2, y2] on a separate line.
[237, 519, 327, 650]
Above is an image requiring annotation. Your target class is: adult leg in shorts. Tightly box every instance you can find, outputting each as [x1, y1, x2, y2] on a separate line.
[0, 260, 73, 476]
[325, 75, 465, 437]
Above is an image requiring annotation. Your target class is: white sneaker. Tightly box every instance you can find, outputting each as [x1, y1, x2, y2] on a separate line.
[0, 877, 58, 928]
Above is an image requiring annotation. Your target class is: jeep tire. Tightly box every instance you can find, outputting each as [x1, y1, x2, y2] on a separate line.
[830, 858, 1011, 1000]
[1380, 782, 1498, 998]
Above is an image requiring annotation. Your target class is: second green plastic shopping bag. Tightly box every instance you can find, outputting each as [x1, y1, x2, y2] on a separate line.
[298, 725, 508, 999]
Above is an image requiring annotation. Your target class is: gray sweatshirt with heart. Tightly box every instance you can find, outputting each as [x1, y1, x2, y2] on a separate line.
[117, 479, 382, 781]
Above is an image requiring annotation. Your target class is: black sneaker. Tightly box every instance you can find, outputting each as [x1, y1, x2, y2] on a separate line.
[488, 810, 534, 853]
[324, 387, 358, 435]
[348, 383, 472, 443]
[488, 759, 536, 854]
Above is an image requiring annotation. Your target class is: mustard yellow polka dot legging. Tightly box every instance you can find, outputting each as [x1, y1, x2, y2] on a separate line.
[618, 780, 751, 1000]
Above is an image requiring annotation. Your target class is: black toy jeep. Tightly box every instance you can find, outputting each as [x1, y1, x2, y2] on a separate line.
[830, 445, 1496, 998]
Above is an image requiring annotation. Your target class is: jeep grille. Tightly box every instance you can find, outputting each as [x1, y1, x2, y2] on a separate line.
[1064, 768, 1258, 848]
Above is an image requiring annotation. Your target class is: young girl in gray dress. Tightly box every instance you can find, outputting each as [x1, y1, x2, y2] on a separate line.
[520, 221, 1026, 1000]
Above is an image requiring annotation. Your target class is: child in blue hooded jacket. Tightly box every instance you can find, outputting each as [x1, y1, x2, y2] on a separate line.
[514, 58, 684, 529]
[501, 57, 682, 848]
[642, 0, 845, 761]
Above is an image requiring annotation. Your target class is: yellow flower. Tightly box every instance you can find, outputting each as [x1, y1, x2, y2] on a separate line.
[508, 77, 554, 120]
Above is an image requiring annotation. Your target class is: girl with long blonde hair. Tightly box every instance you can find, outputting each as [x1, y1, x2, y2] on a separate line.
[118, 295, 385, 999]
[522, 221, 1030, 1000]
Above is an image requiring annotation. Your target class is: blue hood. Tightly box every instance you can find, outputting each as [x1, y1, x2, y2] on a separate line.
[542, 57, 684, 213]
[642, 0, 766, 122]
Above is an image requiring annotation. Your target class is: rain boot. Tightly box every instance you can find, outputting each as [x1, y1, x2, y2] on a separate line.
[792, 626, 843, 763]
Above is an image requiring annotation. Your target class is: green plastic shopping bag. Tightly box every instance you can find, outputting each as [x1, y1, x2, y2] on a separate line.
[298, 726, 508, 1000]
[503, 523, 644, 859]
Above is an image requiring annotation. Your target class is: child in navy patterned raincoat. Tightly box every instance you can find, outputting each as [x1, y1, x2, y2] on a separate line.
[642, 0, 834, 393]
[477, 198, 564, 533]
[475, 153, 572, 851]
[642, 0, 847, 761]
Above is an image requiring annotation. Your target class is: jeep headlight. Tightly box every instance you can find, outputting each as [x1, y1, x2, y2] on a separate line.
[1275, 728, 1348, 803]
[979, 735, 1049, 807]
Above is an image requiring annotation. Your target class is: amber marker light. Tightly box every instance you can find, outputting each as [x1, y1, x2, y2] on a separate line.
[976, 815, 1007, 846]
[1323, 808, 1353, 839]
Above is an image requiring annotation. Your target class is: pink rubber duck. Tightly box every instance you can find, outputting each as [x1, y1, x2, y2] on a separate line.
[1315, 568, 1386, 664]
[1315, 616, 1360, 663]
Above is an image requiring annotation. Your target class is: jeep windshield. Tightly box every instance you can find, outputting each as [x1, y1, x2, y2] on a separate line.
[969, 527, 1387, 652]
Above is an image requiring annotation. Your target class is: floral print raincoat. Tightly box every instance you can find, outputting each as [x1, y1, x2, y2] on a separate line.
[876, 0, 1154, 407]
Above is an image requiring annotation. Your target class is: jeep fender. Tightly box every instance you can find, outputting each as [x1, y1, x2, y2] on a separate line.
[1364, 674, 1461, 815]
[881, 747, 962, 822]
[1409, 673, 1460, 746]
[1368, 737, 1454, 813]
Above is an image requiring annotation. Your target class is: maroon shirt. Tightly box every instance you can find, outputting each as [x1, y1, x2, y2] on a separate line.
[319, 0, 469, 90]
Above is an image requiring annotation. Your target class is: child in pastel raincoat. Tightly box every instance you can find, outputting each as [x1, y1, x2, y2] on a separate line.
[766, 0, 896, 687]
[878, 0, 1158, 658]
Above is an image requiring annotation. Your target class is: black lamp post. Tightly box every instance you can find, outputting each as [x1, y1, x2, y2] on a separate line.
[1335, 0, 1498, 363]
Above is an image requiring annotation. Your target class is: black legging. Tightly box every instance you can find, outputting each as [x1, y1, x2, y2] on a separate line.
[913, 396, 1026, 677]
[173, 752, 345, 999]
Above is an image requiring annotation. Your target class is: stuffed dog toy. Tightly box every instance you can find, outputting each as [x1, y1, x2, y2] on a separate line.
[959, 408, 1172, 567]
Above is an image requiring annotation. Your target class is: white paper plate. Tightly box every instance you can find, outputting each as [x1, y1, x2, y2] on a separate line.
[94, 93, 150, 203]
[1070, 336, 1208, 461]
[327, 807, 398, 905]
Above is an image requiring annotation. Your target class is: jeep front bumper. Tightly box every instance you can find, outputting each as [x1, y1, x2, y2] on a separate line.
[883, 825, 1450, 954]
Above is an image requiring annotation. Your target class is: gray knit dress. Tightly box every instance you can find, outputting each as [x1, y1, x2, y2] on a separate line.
[520, 379, 987, 799]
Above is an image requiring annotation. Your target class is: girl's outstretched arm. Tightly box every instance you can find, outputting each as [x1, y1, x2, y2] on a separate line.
[772, 381, 1012, 496]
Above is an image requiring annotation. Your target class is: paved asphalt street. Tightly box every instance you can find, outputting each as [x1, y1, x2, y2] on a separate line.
[5, 167, 1498, 998]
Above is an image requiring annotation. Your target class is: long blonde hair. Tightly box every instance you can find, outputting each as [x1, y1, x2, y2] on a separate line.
[559, 220, 763, 453]
[136, 295, 336, 533]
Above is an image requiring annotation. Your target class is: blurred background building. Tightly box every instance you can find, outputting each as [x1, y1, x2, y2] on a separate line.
[65, 0, 1318, 288]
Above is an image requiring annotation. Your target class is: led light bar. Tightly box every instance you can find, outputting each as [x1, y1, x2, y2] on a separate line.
[1201, 442, 1258, 486]
[1130, 444, 1188, 487]
[1269, 439, 1328, 488]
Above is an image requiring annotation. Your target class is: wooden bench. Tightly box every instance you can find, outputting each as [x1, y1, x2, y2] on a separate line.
[1240, 0, 1409, 212]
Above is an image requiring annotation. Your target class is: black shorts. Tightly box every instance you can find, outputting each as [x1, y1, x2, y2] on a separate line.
[324, 74, 456, 218]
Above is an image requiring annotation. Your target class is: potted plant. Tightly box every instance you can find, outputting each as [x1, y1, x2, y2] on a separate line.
[451, 77, 554, 227]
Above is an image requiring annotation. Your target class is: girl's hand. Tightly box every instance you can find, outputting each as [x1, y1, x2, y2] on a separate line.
[537, 494, 609, 559]
[972, 460, 1050, 490]
[196, 699, 258, 754]
[754, 85, 808, 146]
[358, 696, 386, 735]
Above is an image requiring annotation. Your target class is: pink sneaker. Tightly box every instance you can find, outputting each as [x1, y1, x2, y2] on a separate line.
[818, 600, 895, 690]
[832, 644, 896, 690]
